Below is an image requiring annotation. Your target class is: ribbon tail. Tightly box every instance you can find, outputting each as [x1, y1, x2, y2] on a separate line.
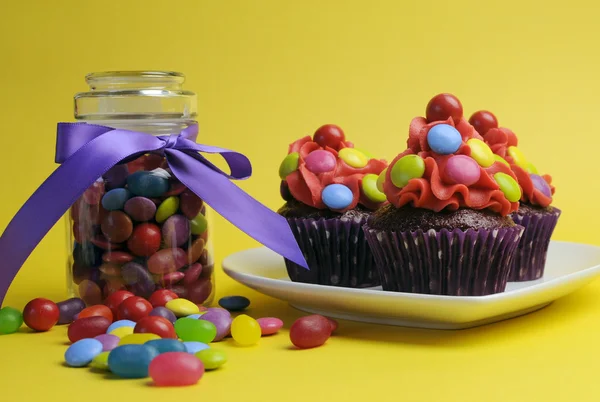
[0, 129, 162, 305]
[166, 150, 308, 269]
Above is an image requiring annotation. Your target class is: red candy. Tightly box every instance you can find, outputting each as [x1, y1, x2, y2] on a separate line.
[78, 305, 114, 322]
[289, 315, 331, 349]
[313, 124, 345, 150]
[104, 290, 135, 316]
[134, 316, 177, 339]
[127, 223, 161, 257]
[148, 289, 179, 308]
[425, 93, 463, 123]
[149, 352, 205, 387]
[67, 316, 111, 343]
[185, 279, 212, 304]
[22, 298, 60, 332]
[468, 110, 499, 136]
[117, 296, 153, 322]
[102, 251, 134, 264]
[326, 317, 338, 333]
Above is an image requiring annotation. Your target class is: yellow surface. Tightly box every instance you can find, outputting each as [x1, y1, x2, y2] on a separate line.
[1, 1, 600, 401]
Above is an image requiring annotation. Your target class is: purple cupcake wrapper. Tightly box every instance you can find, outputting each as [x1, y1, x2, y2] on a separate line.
[508, 207, 561, 281]
[284, 215, 380, 288]
[363, 224, 525, 296]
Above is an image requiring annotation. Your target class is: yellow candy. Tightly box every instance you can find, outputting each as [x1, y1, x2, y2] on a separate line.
[165, 298, 200, 317]
[339, 148, 369, 168]
[467, 139, 495, 167]
[507, 146, 528, 169]
[390, 155, 425, 188]
[118, 333, 161, 345]
[494, 154, 510, 166]
[231, 314, 261, 346]
[361, 174, 387, 203]
[494, 172, 521, 202]
[90, 351, 110, 371]
[109, 326, 134, 338]
[376, 168, 387, 192]
[526, 162, 538, 174]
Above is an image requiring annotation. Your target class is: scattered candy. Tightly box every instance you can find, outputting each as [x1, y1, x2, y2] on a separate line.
[107, 319, 136, 334]
[108, 344, 159, 378]
[445, 155, 481, 186]
[468, 110, 498, 135]
[279, 152, 300, 179]
[427, 124, 462, 155]
[148, 289, 179, 308]
[507, 146, 528, 169]
[134, 316, 177, 339]
[184, 341, 210, 354]
[390, 154, 425, 188]
[94, 334, 120, 351]
[146, 339, 187, 354]
[304, 150, 336, 174]
[56, 298, 86, 325]
[494, 172, 521, 202]
[361, 173, 387, 203]
[231, 315, 261, 346]
[313, 124, 345, 149]
[195, 349, 227, 370]
[90, 351, 110, 370]
[155, 196, 180, 223]
[119, 333, 161, 345]
[166, 298, 200, 317]
[23, 298, 60, 332]
[289, 315, 331, 349]
[149, 352, 204, 386]
[117, 296, 153, 322]
[0, 306, 23, 334]
[65, 338, 104, 367]
[218, 296, 250, 312]
[257, 317, 283, 335]
[109, 326, 134, 338]
[199, 310, 232, 341]
[174, 318, 217, 343]
[338, 148, 368, 168]
[426, 93, 463, 123]
[530, 174, 552, 197]
[466, 138, 495, 167]
[101, 188, 131, 211]
[149, 307, 177, 324]
[321, 184, 353, 210]
[78, 305, 113, 322]
[68, 316, 112, 343]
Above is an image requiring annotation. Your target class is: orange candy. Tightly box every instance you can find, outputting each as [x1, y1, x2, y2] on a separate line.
[78, 305, 114, 322]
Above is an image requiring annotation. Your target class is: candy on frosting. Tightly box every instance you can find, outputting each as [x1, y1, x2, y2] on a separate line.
[383, 94, 521, 217]
[280, 124, 388, 212]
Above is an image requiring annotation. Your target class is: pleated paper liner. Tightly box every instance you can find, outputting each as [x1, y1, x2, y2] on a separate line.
[364, 224, 525, 296]
[509, 207, 561, 281]
[283, 214, 380, 288]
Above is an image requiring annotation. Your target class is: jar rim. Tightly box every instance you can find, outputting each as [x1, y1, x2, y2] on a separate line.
[86, 70, 185, 80]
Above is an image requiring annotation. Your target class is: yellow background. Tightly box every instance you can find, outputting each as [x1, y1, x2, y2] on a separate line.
[1, 1, 600, 401]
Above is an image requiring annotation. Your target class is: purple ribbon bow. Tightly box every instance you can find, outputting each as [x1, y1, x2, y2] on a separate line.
[0, 123, 307, 305]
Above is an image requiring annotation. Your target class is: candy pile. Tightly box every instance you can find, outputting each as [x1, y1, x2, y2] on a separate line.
[0, 291, 338, 387]
[71, 153, 213, 306]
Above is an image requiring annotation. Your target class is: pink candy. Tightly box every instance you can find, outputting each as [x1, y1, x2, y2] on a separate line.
[445, 155, 480, 186]
[304, 150, 336, 174]
[149, 352, 204, 387]
[257, 317, 284, 335]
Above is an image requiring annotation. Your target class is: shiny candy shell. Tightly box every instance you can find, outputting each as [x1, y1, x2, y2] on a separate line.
[467, 139, 495, 168]
[218, 295, 250, 311]
[0, 307, 23, 334]
[166, 299, 200, 317]
[147, 248, 187, 275]
[279, 152, 300, 179]
[65, 338, 103, 367]
[162, 215, 191, 247]
[190, 212, 208, 236]
[107, 319, 137, 334]
[101, 188, 131, 211]
[90, 351, 110, 370]
[149, 307, 178, 324]
[361, 173, 386, 203]
[304, 150, 336, 173]
[184, 341, 210, 354]
[231, 314, 261, 346]
[321, 184, 353, 210]
[494, 154, 510, 166]
[119, 333, 161, 345]
[68, 316, 112, 343]
[530, 174, 552, 197]
[195, 348, 227, 370]
[426, 124, 462, 155]
[390, 154, 425, 188]
[127, 170, 170, 198]
[445, 155, 481, 186]
[108, 344, 160, 378]
[94, 334, 120, 351]
[149, 352, 205, 387]
[145, 339, 187, 354]
[257, 317, 284, 335]
[376, 168, 387, 192]
[127, 223, 161, 257]
[180, 190, 204, 219]
[101, 211, 133, 243]
[199, 310, 232, 341]
[124, 196, 157, 222]
[110, 326, 135, 338]
[338, 148, 368, 168]
[494, 172, 521, 202]
[507, 146, 528, 169]
[156, 196, 180, 223]
[174, 318, 217, 343]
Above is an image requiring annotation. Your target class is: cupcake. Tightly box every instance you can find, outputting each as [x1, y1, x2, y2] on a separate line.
[469, 110, 561, 281]
[278, 124, 388, 288]
[364, 94, 525, 296]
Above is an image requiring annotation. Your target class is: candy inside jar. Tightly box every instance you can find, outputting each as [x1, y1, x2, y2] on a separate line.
[65, 71, 214, 306]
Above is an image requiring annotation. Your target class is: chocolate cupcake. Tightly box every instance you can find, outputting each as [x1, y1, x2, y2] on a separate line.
[364, 94, 525, 296]
[470, 110, 561, 281]
[278, 124, 388, 288]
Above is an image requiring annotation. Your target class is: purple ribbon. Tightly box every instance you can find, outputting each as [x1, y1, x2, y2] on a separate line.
[0, 123, 307, 305]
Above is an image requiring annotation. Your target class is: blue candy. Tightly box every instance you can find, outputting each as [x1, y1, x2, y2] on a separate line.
[126, 170, 169, 198]
[145, 339, 187, 354]
[101, 188, 131, 211]
[108, 344, 159, 378]
[218, 295, 250, 312]
[321, 184, 353, 210]
[64, 339, 103, 367]
[107, 319, 137, 334]
[183, 341, 210, 354]
[426, 124, 462, 155]
[186, 314, 203, 319]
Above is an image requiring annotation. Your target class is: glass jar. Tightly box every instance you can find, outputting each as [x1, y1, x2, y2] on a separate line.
[65, 71, 215, 307]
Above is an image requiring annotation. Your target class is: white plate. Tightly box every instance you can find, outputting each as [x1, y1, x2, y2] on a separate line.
[222, 241, 600, 329]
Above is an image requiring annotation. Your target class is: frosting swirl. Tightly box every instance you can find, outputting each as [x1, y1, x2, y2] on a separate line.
[280, 125, 388, 213]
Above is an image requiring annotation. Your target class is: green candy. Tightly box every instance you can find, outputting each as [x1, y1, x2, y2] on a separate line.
[526, 162, 539, 174]
[174, 318, 217, 343]
[494, 172, 521, 202]
[90, 351, 110, 371]
[195, 348, 227, 370]
[361, 174, 387, 203]
[376, 168, 387, 192]
[279, 152, 300, 180]
[390, 155, 425, 188]
[0, 306, 23, 334]
[190, 212, 208, 235]
[155, 196, 180, 223]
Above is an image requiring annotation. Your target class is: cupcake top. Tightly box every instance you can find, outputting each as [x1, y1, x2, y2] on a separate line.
[279, 124, 388, 213]
[381, 94, 521, 217]
[468, 110, 555, 208]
